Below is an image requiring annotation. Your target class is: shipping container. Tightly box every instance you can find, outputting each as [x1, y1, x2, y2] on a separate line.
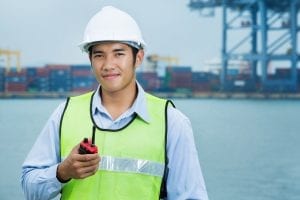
[27, 77, 50, 92]
[227, 68, 239, 76]
[26, 67, 50, 92]
[71, 64, 91, 71]
[47, 64, 70, 70]
[191, 82, 211, 92]
[274, 68, 291, 79]
[136, 72, 160, 91]
[5, 82, 27, 92]
[210, 78, 221, 91]
[71, 64, 97, 92]
[26, 67, 37, 77]
[166, 66, 192, 73]
[0, 80, 4, 92]
[72, 70, 93, 76]
[47, 65, 71, 92]
[165, 66, 192, 90]
[50, 79, 72, 92]
[72, 77, 97, 91]
[192, 72, 212, 83]
[0, 67, 4, 92]
[4, 68, 27, 92]
[262, 83, 297, 93]
[5, 68, 27, 76]
[36, 67, 49, 76]
[224, 78, 256, 92]
[0, 67, 5, 76]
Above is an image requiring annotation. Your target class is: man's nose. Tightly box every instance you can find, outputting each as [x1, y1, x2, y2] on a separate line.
[103, 56, 116, 71]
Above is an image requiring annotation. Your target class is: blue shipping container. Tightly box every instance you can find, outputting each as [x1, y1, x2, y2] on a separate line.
[166, 66, 192, 73]
[0, 68, 4, 79]
[28, 77, 50, 92]
[0, 79, 4, 92]
[71, 64, 91, 70]
[26, 67, 38, 77]
[5, 76, 27, 83]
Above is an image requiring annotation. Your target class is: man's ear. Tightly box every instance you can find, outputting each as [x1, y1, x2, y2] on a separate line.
[88, 53, 95, 73]
[89, 52, 92, 63]
[135, 49, 144, 67]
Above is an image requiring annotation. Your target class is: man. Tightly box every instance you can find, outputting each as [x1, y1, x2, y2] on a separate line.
[21, 6, 208, 200]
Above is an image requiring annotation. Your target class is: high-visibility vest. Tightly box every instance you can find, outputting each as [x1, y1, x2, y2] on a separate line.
[59, 91, 171, 200]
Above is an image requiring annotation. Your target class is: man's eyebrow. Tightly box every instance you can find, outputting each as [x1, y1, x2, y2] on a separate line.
[92, 50, 104, 54]
[112, 48, 126, 52]
[92, 48, 126, 54]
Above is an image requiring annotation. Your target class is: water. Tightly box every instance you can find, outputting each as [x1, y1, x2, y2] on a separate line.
[1, 98, 300, 200]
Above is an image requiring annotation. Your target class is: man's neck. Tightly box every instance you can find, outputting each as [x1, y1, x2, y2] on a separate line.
[100, 84, 137, 120]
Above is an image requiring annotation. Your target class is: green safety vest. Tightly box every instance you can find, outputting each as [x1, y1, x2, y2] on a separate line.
[59, 91, 172, 200]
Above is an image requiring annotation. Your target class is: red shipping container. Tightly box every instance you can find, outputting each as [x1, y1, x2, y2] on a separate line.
[192, 83, 211, 92]
[72, 88, 93, 93]
[72, 70, 93, 76]
[5, 83, 27, 92]
[5, 68, 27, 76]
[36, 67, 49, 76]
[47, 64, 70, 70]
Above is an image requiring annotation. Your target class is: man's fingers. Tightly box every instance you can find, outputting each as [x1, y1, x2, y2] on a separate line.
[73, 156, 100, 168]
[73, 153, 100, 162]
[75, 165, 99, 179]
[71, 144, 81, 154]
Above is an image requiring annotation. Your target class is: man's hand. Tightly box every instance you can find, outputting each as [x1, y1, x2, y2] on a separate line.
[57, 144, 100, 182]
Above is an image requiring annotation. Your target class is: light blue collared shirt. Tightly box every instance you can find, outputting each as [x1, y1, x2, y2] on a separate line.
[21, 83, 208, 200]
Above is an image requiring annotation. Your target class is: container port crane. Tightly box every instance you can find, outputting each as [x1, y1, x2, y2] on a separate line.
[145, 54, 179, 73]
[188, 0, 300, 91]
[0, 49, 21, 72]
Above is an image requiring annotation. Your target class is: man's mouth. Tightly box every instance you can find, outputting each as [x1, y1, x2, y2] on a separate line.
[102, 73, 120, 80]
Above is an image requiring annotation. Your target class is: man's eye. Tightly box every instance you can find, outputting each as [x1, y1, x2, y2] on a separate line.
[94, 54, 103, 58]
[116, 53, 124, 56]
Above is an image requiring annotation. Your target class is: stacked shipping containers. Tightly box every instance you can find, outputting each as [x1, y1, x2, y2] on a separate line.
[5, 68, 27, 92]
[275, 68, 291, 79]
[47, 65, 71, 92]
[2, 63, 300, 95]
[265, 68, 298, 92]
[0, 67, 4, 92]
[26, 67, 50, 92]
[37, 67, 50, 91]
[71, 65, 97, 92]
[222, 68, 256, 92]
[298, 69, 300, 91]
[165, 66, 192, 91]
[136, 71, 160, 91]
[191, 72, 211, 92]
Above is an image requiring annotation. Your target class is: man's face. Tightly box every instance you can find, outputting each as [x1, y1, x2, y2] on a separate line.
[89, 42, 143, 94]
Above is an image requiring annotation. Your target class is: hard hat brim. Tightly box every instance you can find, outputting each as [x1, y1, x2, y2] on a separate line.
[78, 40, 146, 53]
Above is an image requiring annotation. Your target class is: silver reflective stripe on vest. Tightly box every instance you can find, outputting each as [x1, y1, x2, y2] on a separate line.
[99, 156, 165, 177]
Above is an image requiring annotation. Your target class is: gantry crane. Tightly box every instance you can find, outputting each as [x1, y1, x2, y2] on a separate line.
[146, 54, 179, 71]
[189, 0, 300, 91]
[0, 49, 21, 72]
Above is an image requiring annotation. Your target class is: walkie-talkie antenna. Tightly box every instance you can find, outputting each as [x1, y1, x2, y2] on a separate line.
[92, 126, 96, 145]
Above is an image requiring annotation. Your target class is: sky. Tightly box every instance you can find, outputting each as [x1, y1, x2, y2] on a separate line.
[0, 0, 222, 71]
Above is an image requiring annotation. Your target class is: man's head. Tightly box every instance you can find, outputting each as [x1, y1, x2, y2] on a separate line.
[88, 41, 144, 94]
[79, 6, 146, 94]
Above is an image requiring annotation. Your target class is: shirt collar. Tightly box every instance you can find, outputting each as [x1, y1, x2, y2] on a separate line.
[92, 81, 150, 123]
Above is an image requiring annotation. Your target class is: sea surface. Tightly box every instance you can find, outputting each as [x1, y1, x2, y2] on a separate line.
[0, 98, 299, 200]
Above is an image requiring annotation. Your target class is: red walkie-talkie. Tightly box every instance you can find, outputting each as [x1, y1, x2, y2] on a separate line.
[79, 126, 98, 154]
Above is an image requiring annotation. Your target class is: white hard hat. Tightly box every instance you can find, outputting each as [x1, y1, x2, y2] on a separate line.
[79, 6, 146, 53]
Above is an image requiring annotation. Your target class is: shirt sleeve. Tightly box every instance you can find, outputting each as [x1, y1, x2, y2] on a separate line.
[166, 106, 209, 200]
[21, 101, 66, 200]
